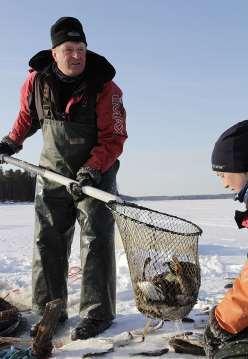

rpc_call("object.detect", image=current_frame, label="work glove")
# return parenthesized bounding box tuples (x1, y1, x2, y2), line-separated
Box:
(0, 136, 22, 164)
(68, 166, 101, 201)
(203, 307, 233, 358)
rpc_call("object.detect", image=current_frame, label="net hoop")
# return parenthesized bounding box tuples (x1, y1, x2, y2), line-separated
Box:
(108, 201, 202, 237)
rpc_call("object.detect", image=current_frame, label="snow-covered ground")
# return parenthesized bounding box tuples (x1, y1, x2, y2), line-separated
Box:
(0, 198, 247, 358)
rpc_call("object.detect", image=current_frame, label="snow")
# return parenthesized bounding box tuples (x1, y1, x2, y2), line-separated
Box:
(0, 198, 247, 358)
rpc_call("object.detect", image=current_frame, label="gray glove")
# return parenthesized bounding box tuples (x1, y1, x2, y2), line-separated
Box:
(68, 166, 101, 201)
(0, 136, 22, 163)
(204, 306, 242, 358)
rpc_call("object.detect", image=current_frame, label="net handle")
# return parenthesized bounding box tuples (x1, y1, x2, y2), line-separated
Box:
(1, 155, 124, 204)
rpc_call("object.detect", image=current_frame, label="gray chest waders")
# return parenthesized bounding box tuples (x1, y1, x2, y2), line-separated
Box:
(32, 119, 118, 321)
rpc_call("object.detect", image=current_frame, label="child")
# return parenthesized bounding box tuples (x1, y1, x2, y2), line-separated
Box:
(204, 120, 248, 358)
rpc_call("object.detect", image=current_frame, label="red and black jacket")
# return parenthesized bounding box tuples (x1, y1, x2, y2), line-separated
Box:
(8, 50, 127, 173)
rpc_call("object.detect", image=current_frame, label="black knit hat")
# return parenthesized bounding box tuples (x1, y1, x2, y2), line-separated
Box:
(51, 17, 87, 48)
(211, 120, 248, 173)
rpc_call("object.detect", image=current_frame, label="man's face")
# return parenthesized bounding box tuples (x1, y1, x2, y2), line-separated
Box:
(216, 172, 248, 192)
(52, 41, 86, 77)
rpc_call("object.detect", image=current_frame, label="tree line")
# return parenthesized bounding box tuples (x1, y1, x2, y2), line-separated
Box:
(0, 168, 36, 202)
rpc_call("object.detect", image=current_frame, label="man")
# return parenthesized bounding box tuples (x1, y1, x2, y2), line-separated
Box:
(0, 17, 127, 340)
(204, 120, 248, 358)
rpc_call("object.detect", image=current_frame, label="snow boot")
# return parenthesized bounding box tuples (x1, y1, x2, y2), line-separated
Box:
(71, 318, 112, 341)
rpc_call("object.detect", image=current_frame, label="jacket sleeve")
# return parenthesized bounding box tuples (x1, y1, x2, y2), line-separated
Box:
(215, 261, 248, 334)
(8, 70, 38, 145)
(84, 81, 127, 173)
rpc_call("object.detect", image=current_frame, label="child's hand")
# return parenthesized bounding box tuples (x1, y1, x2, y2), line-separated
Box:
(242, 218, 248, 228)
(234, 210, 248, 229)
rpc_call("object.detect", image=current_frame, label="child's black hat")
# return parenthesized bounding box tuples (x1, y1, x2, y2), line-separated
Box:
(211, 120, 248, 172)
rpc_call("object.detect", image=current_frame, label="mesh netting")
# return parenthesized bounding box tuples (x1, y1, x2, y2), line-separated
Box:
(108, 201, 202, 321)
(0, 297, 21, 336)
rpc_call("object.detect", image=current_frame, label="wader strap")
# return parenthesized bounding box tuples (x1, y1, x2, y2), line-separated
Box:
(42, 82, 52, 120)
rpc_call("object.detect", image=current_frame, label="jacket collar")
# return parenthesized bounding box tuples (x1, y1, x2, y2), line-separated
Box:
(29, 49, 116, 85)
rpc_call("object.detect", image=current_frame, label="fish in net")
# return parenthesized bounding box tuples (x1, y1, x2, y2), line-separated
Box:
(107, 201, 202, 322)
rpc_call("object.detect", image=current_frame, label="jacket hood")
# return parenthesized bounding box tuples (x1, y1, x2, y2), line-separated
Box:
(28, 49, 116, 85)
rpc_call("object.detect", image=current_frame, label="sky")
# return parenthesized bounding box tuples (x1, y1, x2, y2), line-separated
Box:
(1, 1, 248, 196)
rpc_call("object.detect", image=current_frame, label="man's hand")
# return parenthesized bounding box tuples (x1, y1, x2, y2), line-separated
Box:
(0, 136, 23, 164)
(76, 166, 101, 187)
(68, 166, 101, 201)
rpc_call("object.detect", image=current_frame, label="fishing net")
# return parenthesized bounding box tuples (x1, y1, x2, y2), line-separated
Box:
(0, 348, 33, 359)
(0, 298, 21, 336)
(108, 201, 202, 321)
